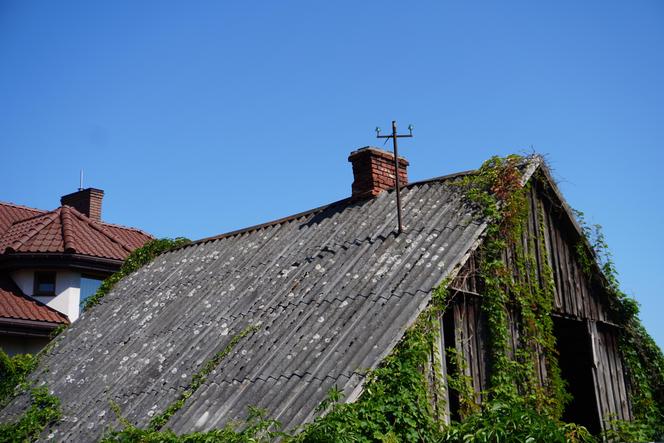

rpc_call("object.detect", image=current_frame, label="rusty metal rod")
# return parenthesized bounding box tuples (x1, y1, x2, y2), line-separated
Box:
(391, 121, 404, 234)
(377, 120, 413, 235)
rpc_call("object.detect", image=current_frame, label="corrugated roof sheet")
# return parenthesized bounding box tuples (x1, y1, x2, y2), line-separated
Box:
(0, 160, 541, 441)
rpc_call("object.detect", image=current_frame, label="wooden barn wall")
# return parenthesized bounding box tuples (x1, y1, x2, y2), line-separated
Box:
(440, 176, 631, 427)
(589, 322, 632, 422)
(512, 182, 613, 322)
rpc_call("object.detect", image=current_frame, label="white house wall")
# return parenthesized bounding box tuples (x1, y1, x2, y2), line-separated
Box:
(11, 269, 33, 296)
(10, 269, 81, 322)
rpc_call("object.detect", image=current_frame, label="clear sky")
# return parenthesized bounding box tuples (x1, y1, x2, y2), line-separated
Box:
(1, 1, 662, 347)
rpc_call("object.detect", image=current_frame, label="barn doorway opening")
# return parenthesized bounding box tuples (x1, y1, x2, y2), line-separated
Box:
(552, 316, 601, 434)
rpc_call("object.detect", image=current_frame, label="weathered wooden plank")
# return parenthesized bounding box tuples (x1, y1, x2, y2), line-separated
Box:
(541, 200, 562, 311)
(588, 321, 608, 431)
(473, 299, 487, 398)
(602, 325, 630, 421)
(555, 223, 573, 315)
(437, 315, 451, 424)
(599, 327, 618, 423)
(531, 192, 544, 291)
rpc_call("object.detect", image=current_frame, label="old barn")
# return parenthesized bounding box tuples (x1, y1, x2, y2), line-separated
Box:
(0, 148, 651, 441)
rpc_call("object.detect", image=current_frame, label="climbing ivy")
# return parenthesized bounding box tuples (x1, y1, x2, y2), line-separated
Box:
(431, 156, 582, 442)
(101, 325, 274, 442)
(147, 325, 261, 432)
(294, 285, 449, 442)
(0, 387, 61, 443)
(0, 351, 37, 407)
(294, 155, 585, 442)
(573, 211, 664, 440)
(0, 238, 191, 442)
(84, 237, 190, 309)
(3, 158, 663, 442)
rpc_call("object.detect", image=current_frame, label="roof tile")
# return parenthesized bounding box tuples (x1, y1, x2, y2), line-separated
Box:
(0, 274, 69, 324)
(0, 203, 152, 261)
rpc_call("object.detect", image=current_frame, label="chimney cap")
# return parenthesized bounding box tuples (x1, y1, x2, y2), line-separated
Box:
(348, 146, 409, 165)
(61, 187, 104, 199)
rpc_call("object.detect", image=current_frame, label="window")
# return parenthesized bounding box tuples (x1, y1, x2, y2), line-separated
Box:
(80, 276, 104, 311)
(34, 272, 56, 296)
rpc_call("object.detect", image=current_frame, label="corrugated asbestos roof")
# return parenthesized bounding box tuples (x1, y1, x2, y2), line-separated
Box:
(0, 160, 541, 442)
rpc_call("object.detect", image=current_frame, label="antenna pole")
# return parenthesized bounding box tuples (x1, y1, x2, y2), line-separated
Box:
(376, 120, 414, 235)
(391, 121, 403, 234)
(79, 169, 83, 191)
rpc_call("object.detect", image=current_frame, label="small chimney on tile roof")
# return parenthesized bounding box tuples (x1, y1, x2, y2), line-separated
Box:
(348, 147, 409, 199)
(60, 188, 104, 221)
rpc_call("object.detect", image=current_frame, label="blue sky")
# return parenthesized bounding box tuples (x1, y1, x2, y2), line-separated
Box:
(1, 1, 662, 347)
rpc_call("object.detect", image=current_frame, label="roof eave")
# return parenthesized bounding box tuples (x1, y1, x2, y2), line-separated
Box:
(0, 317, 67, 336)
(0, 252, 123, 275)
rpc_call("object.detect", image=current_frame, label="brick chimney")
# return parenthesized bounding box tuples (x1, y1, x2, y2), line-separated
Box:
(60, 188, 104, 221)
(348, 147, 409, 199)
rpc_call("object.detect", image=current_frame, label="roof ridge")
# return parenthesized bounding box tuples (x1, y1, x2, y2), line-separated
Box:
(180, 169, 477, 251)
(182, 198, 351, 250)
(6, 209, 61, 253)
(0, 201, 48, 214)
(66, 206, 133, 253)
(5, 208, 56, 226)
(60, 206, 77, 253)
(99, 220, 154, 239)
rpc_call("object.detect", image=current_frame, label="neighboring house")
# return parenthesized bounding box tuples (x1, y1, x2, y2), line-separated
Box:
(0, 188, 152, 355)
(0, 148, 641, 439)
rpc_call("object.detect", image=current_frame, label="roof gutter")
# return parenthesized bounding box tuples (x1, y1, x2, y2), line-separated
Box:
(0, 252, 123, 274)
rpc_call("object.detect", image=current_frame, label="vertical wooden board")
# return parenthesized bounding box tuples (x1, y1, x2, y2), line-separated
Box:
(465, 299, 478, 396)
(598, 328, 618, 422)
(563, 237, 580, 317)
(590, 284, 601, 322)
(546, 207, 563, 310)
(437, 315, 451, 424)
(602, 326, 631, 421)
(532, 193, 545, 290)
(541, 202, 562, 310)
(569, 257, 581, 317)
(579, 264, 590, 320)
(556, 224, 572, 315)
(588, 321, 610, 431)
(473, 298, 488, 397)
(455, 297, 476, 400)
(609, 332, 625, 420)
(538, 343, 548, 386)
(610, 332, 631, 420)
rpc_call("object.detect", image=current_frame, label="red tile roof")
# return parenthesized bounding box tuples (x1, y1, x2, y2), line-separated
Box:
(0, 202, 46, 234)
(0, 274, 69, 325)
(0, 202, 152, 261)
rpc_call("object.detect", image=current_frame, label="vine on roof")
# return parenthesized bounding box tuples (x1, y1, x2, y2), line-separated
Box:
(2, 158, 663, 442)
(83, 237, 190, 309)
(0, 237, 191, 442)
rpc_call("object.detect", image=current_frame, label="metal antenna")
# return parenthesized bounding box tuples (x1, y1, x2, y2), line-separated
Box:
(79, 169, 84, 191)
(376, 120, 414, 235)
